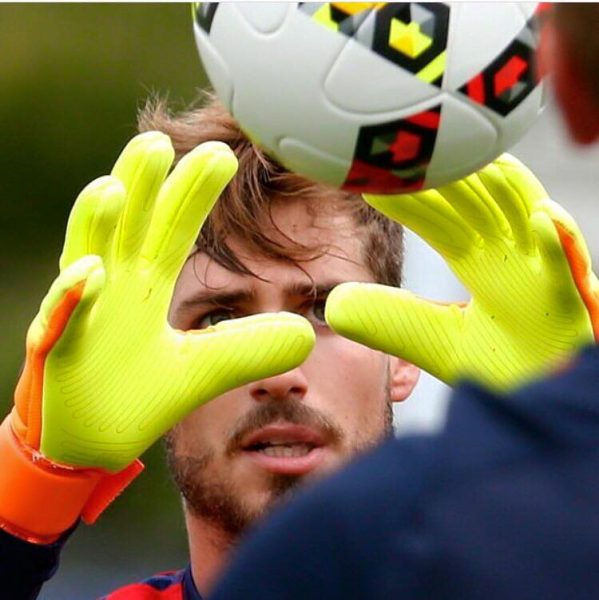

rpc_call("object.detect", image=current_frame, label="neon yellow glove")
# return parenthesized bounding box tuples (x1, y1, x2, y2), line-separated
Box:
(0, 133, 315, 542)
(326, 154, 599, 391)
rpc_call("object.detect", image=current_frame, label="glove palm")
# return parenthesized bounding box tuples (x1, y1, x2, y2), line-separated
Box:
(326, 155, 597, 391)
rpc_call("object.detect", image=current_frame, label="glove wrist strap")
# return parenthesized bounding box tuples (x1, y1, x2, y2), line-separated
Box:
(0, 417, 143, 545)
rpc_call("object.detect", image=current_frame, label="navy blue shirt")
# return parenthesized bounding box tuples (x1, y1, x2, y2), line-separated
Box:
(212, 346, 599, 600)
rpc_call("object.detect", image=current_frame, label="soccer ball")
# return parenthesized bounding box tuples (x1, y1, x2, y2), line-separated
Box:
(193, 2, 546, 194)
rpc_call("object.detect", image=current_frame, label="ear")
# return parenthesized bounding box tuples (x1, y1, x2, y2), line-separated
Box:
(388, 357, 420, 403)
(540, 21, 599, 144)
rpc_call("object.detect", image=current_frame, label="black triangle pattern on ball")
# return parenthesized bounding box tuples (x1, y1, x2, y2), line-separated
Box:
(457, 6, 544, 117)
(370, 3, 449, 88)
(342, 105, 442, 194)
(299, 3, 450, 90)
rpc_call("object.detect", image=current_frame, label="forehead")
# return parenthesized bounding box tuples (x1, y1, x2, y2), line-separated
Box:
(264, 196, 362, 251)
(181, 198, 374, 294)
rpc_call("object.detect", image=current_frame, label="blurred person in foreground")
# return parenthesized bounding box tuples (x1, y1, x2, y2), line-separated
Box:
(211, 5, 599, 600)
(0, 97, 421, 600)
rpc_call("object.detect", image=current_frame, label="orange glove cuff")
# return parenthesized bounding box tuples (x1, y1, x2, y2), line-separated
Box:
(0, 417, 143, 545)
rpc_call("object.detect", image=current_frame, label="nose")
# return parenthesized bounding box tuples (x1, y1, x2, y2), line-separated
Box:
(248, 367, 309, 402)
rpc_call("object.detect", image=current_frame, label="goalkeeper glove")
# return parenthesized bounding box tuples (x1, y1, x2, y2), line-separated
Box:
(0, 133, 314, 543)
(326, 154, 598, 391)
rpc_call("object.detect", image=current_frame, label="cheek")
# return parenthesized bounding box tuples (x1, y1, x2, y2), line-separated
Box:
(172, 390, 245, 454)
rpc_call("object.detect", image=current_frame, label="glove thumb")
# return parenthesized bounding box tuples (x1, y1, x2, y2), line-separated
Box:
(176, 312, 316, 412)
(325, 282, 464, 386)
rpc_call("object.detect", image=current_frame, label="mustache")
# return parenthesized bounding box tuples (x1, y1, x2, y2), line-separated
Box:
(225, 400, 343, 456)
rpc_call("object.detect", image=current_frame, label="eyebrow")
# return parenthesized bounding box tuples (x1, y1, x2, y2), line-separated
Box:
(175, 280, 345, 313)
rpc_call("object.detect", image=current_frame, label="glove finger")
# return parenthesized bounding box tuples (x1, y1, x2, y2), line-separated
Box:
(540, 199, 593, 274)
(140, 141, 238, 280)
(494, 153, 548, 205)
(476, 161, 534, 253)
(59, 177, 125, 271)
(364, 189, 478, 261)
(111, 132, 175, 262)
(479, 154, 549, 253)
(137, 312, 315, 431)
(18, 256, 105, 449)
(539, 200, 599, 339)
(325, 282, 463, 386)
(32, 255, 105, 349)
(529, 209, 590, 313)
(434, 170, 513, 242)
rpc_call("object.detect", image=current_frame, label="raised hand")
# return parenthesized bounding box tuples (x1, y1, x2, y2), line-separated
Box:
(326, 154, 598, 391)
(0, 133, 315, 541)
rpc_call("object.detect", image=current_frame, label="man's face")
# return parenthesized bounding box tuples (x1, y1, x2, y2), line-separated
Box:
(166, 198, 417, 536)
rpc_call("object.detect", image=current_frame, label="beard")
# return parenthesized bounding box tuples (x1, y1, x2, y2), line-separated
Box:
(165, 448, 302, 539)
(165, 397, 394, 539)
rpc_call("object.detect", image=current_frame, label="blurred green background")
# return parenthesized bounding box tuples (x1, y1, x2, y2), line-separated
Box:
(0, 4, 209, 597)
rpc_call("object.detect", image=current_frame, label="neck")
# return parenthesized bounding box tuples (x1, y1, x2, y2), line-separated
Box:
(185, 510, 237, 597)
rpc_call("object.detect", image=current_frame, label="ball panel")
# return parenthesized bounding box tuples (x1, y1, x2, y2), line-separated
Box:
(236, 2, 290, 34)
(278, 137, 349, 188)
(491, 83, 544, 151)
(426, 93, 497, 186)
(325, 28, 440, 114)
(206, 4, 355, 163)
(312, 2, 451, 114)
(444, 3, 525, 91)
(193, 23, 234, 110)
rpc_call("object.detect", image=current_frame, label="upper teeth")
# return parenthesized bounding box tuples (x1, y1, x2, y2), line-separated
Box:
(258, 443, 313, 458)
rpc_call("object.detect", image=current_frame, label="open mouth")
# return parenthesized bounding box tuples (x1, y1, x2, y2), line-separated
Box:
(246, 440, 317, 458)
(239, 423, 329, 475)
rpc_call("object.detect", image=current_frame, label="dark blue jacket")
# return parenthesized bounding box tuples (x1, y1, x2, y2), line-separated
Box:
(212, 345, 599, 600)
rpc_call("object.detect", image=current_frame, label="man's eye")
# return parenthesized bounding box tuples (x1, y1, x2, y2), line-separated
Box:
(196, 309, 235, 329)
(309, 298, 327, 325)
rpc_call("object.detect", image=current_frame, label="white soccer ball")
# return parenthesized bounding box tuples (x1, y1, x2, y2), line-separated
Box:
(193, 2, 546, 194)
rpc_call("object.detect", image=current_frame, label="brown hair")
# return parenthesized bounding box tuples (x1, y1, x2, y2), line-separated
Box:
(137, 93, 403, 287)
(553, 3, 599, 107)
